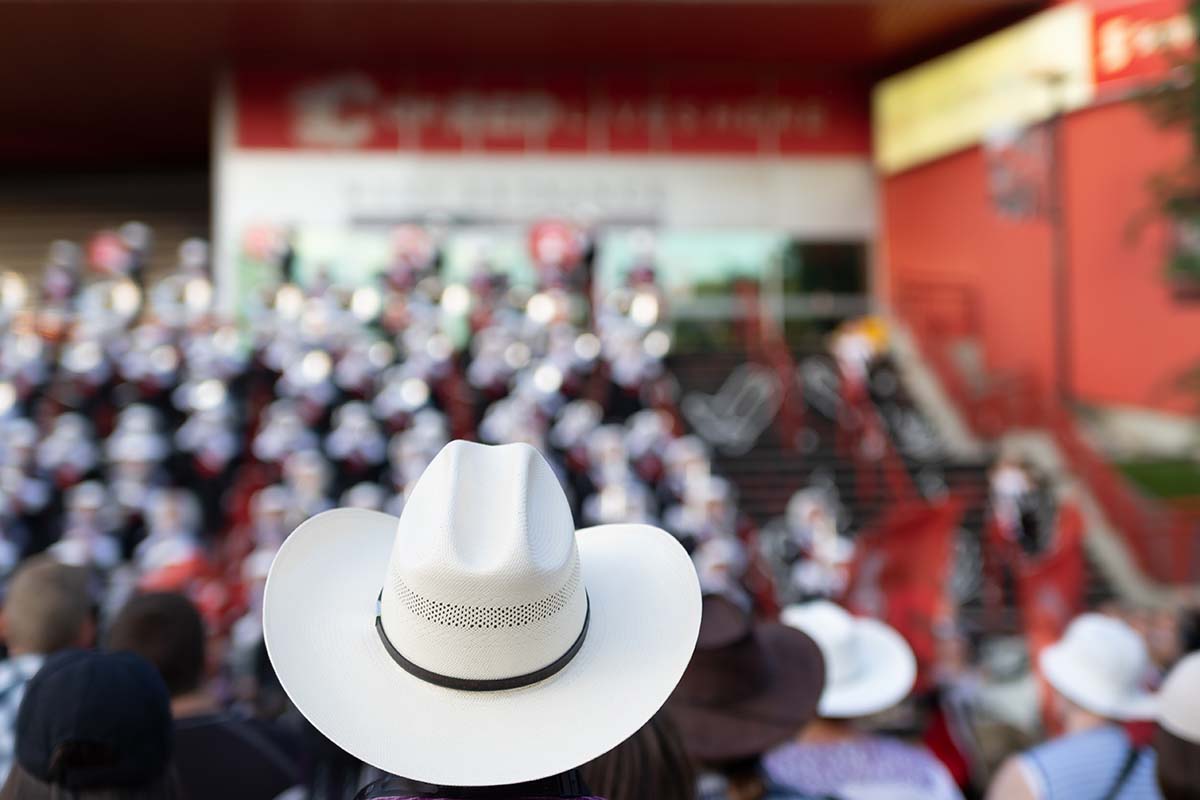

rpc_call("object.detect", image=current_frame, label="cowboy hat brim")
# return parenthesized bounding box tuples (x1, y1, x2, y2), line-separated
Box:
(263, 508, 701, 786)
(666, 623, 824, 762)
(817, 619, 916, 719)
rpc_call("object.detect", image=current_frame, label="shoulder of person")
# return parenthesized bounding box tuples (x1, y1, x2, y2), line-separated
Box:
(984, 754, 1038, 800)
(858, 734, 945, 765)
(764, 785, 838, 800)
(1025, 723, 1124, 761)
(0, 654, 42, 693)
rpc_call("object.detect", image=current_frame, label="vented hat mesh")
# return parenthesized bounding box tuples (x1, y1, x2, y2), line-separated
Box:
(391, 561, 582, 629)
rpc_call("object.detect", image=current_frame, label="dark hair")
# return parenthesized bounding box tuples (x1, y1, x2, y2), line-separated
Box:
(1155, 724, 1200, 800)
(106, 593, 205, 697)
(579, 712, 695, 800)
(0, 764, 181, 800)
(1179, 609, 1200, 655)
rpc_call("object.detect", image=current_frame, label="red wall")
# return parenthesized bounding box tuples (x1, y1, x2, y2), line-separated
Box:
(882, 100, 1200, 414)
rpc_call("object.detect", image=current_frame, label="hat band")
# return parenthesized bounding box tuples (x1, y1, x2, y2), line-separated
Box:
(375, 592, 590, 692)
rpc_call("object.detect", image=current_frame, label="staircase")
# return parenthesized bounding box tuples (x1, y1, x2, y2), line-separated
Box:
(668, 349, 990, 534)
(667, 348, 1116, 633)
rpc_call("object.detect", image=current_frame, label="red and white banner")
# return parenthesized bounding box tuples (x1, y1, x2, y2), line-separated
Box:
(215, 68, 878, 311)
(233, 70, 869, 156)
(1094, 0, 1195, 94)
(844, 496, 965, 688)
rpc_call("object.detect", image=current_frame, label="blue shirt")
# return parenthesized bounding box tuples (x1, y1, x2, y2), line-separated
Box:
(1019, 725, 1160, 800)
(0, 653, 44, 783)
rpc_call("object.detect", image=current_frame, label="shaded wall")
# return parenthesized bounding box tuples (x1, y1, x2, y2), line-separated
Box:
(882, 99, 1200, 414)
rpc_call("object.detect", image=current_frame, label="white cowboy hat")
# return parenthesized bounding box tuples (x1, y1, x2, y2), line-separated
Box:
(781, 601, 916, 718)
(1158, 652, 1200, 742)
(264, 440, 701, 786)
(1039, 613, 1156, 721)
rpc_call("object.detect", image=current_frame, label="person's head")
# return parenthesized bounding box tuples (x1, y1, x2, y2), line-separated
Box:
(1038, 612, 1155, 731)
(250, 485, 289, 538)
(1180, 608, 1200, 654)
(106, 592, 205, 699)
(1154, 652, 1200, 799)
(579, 712, 694, 800)
(0, 650, 177, 800)
(65, 482, 108, 529)
(144, 489, 198, 536)
(1154, 726, 1200, 800)
(263, 440, 702, 787)
(705, 757, 771, 800)
(2, 557, 92, 656)
(668, 595, 824, 777)
(781, 600, 915, 722)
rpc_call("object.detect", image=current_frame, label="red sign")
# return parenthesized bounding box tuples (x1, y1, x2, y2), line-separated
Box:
(1094, 0, 1195, 93)
(233, 70, 870, 156)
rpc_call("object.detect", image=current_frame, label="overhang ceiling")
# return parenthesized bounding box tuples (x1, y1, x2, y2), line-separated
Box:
(0, 1, 1041, 167)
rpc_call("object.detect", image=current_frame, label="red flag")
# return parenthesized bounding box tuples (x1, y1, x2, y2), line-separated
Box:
(982, 511, 1023, 630)
(1018, 501, 1086, 732)
(843, 496, 965, 688)
(1019, 502, 1085, 652)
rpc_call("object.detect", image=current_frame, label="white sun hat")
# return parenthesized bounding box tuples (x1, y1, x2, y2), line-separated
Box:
(264, 440, 701, 786)
(1158, 652, 1200, 742)
(781, 600, 916, 718)
(1038, 613, 1156, 721)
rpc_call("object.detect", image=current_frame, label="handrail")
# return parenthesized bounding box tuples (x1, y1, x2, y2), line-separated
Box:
(737, 280, 917, 510)
(735, 280, 805, 448)
(895, 275, 1200, 584)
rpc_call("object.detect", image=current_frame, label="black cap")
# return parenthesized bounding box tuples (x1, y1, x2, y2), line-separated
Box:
(16, 650, 173, 790)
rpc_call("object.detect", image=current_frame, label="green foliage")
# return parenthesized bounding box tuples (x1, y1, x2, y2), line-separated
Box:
(1117, 459, 1200, 499)
(1143, 1, 1200, 292)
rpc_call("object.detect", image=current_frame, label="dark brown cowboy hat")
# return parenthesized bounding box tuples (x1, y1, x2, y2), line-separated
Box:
(666, 593, 825, 763)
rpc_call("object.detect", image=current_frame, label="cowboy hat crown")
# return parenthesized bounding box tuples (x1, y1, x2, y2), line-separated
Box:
(381, 440, 588, 684)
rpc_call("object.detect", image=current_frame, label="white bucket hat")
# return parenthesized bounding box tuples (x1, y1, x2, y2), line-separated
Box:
(781, 601, 916, 718)
(1158, 652, 1200, 742)
(264, 440, 701, 786)
(1038, 613, 1156, 721)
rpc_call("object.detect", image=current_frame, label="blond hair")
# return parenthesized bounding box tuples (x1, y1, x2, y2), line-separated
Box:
(3, 558, 90, 654)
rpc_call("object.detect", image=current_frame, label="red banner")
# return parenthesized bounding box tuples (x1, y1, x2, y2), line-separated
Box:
(1094, 0, 1195, 94)
(233, 70, 870, 156)
(1018, 502, 1086, 657)
(1018, 501, 1086, 732)
(843, 496, 965, 687)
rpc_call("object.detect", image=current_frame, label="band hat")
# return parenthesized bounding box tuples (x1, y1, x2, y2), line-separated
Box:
(1158, 652, 1200, 742)
(1039, 613, 1156, 721)
(781, 601, 916, 719)
(264, 440, 701, 786)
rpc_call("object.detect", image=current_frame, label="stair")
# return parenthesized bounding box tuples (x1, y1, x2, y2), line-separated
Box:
(668, 348, 1112, 634)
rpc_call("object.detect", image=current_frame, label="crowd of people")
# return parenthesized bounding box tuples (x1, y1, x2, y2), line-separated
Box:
(0, 456, 1198, 800)
(0, 222, 1195, 799)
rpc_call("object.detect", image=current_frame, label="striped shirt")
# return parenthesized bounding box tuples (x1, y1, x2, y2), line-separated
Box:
(0, 654, 45, 783)
(698, 770, 828, 799)
(1019, 725, 1160, 800)
(763, 736, 963, 800)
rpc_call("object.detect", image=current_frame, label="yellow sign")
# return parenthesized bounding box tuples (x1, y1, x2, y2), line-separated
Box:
(874, 3, 1095, 175)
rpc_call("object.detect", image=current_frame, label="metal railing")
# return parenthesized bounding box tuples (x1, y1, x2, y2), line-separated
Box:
(735, 281, 917, 507)
(896, 275, 1200, 585)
